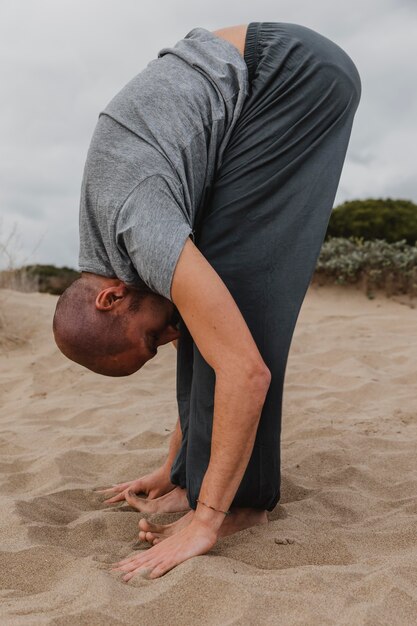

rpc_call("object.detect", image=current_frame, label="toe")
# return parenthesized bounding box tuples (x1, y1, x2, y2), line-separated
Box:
(126, 491, 149, 512)
(138, 518, 151, 531)
(141, 519, 163, 532)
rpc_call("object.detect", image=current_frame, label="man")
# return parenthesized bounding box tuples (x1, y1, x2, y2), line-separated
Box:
(53, 22, 361, 581)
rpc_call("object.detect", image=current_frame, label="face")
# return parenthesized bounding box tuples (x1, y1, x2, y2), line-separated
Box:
(93, 289, 181, 377)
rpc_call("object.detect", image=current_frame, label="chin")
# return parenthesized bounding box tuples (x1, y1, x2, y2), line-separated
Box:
(85, 361, 143, 377)
(60, 347, 146, 377)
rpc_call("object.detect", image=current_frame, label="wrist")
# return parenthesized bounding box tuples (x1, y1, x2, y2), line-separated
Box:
(194, 500, 229, 532)
(159, 461, 173, 480)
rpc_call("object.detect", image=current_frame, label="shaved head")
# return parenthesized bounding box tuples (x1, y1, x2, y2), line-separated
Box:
(53, 275, 149, 375)
(52, 272, 180, 377)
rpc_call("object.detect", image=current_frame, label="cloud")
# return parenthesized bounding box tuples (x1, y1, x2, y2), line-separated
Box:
(0, 0, 416, 269)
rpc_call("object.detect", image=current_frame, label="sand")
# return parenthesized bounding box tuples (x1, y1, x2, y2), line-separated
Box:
(0, 284, 416, 625)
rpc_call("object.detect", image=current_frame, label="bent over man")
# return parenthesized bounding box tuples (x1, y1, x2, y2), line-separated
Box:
(53, 22, 361, 580)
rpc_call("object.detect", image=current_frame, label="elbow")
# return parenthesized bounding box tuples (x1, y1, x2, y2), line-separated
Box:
(216, 358, 271, 399)
(248, 363, 272, 395)
(245, 365, 271, 423)
(263, 366, 272, 389)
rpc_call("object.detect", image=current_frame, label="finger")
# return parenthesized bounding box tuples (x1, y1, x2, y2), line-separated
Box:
(114, 554, 153, 573)
(148, 562, 173, 579)
(121, 556, 160, 578)
(112, 557, 137, 568)
(103, 493, 128, 504)
(114, 557, 149, 573)
(94, 484, 127, 494)
(123, 566, 154, 582)
(112, 547, 158, 571)
(112, 550, 150, 568)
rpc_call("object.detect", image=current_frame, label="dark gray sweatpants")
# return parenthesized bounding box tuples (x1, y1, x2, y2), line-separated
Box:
(170, 22, 361, 511)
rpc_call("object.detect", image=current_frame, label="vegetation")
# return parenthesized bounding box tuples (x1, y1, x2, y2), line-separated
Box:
(326, 198, 417, 245)
(1, 198, 417, 301)
(0, 265, 80, 295)
(315, 237, 417, 299)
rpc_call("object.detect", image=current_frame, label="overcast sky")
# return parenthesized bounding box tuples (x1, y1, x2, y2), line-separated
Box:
(1, 0, 416, 269)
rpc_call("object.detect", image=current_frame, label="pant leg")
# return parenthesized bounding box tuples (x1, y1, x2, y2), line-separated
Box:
(171, 22, 361, 511)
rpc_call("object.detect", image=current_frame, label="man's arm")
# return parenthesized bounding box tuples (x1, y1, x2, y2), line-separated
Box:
(97, 330, 181, 503)
(162, 415, 182, 475)
(171, 237, 271, 530)
(97, 415, 182, 503)
(111, 238, 271, 579)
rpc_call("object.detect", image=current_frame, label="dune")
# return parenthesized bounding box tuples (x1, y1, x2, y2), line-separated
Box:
(0, 284, 416, 625)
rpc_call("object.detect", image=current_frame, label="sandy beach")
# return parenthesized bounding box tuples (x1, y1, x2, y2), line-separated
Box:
(0, 284, 416, 625)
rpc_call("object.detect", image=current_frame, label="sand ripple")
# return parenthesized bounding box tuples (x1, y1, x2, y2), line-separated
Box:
(0, 286, 416, 625)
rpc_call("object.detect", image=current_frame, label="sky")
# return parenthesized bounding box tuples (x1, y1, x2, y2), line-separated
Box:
(1, 0, 416, 269)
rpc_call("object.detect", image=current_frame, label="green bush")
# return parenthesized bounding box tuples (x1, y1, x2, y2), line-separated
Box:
(315, 237, 417, 298)
(0, 265, 80, 295)
(326, 198, 417, 245)
(23, 265, 80, 295)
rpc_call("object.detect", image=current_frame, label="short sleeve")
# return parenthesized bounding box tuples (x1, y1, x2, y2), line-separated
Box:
(116, 176, 193, 301)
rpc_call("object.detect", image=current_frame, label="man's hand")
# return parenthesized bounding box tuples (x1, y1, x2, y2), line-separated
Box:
(96, 417, 183, 505)
(95, 466, 175, 504)
(111, 238, 270, 581)
(171, 237, 271, 527)
(112, 517, 217, 580)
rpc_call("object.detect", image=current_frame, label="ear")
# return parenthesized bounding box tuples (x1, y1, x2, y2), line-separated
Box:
(95, 284, 128, 311)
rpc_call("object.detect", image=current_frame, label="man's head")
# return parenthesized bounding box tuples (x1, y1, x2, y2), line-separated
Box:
(53, 272, 180, 376)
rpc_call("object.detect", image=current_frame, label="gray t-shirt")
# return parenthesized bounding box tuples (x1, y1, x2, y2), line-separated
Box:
(78, 27, 249, 301)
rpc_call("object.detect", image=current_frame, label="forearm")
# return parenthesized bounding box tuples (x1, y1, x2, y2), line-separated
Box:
(195, 366, 270, 529)
(161, 339, 181, 474)
(161, 416, 182, 475)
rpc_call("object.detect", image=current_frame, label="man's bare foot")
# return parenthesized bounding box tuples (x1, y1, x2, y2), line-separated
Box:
(125, 485, 190, 514)
(139, 507, 268, 544)
(218, 508, 268, 537)
(138, 510, 194, 543)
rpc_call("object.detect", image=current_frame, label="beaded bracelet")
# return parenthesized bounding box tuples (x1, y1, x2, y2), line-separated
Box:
(196, 498, 231, 516)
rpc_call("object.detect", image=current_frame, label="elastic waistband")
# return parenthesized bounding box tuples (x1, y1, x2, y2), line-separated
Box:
(244, 22, 261, 84)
